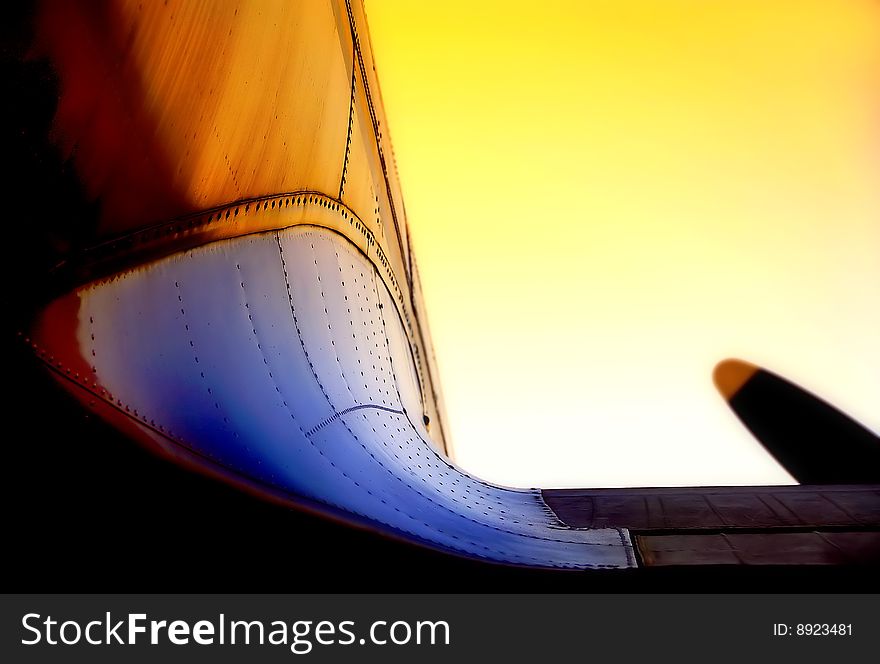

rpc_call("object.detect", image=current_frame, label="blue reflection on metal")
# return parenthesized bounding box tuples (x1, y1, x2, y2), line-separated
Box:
(75, 226, 634, 568)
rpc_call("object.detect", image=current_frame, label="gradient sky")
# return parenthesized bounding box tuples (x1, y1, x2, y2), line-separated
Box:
(365, 0, 880, 488)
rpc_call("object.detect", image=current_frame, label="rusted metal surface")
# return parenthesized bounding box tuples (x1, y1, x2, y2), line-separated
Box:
(636, 532, 880, 566)
(544, 485, 880, 565)
(542, 485, 880, 530)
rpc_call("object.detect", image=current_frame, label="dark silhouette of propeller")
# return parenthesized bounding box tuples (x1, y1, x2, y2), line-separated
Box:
(713, 359, 880, 484)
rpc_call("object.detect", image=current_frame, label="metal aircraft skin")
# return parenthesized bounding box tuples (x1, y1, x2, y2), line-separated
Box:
(10, 0, 879, 569)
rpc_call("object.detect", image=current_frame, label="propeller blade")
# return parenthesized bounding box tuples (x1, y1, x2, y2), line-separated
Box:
(713, 359, 880, 484)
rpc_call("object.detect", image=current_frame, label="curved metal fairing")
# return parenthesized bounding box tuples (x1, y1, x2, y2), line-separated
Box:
(31, 225, 634, 568)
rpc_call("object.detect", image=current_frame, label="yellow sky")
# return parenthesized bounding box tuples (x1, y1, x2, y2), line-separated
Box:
(365, 0, 880, 487)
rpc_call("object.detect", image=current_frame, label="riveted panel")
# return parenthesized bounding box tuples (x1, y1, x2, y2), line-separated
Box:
(30, 227, 634, 569)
